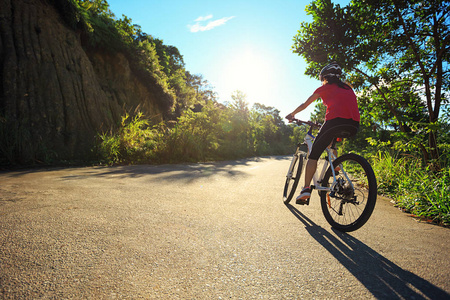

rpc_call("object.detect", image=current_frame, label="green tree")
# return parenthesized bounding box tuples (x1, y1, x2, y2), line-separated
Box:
(310, 102, 326, 124)
(250, 103, 285, 155)
(221, 91, 251, 157)
(293, 0, 449, 166)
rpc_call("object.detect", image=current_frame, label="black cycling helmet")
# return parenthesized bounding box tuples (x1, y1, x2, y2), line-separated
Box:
(319, 62, 342, 81)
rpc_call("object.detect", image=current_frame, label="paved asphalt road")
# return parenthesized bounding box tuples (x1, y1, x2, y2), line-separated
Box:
(1, 156, 449, 299)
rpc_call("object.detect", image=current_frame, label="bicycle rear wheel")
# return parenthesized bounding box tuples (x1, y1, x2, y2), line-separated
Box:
(283, 154, 303, 204)
(320, 153, 377, 232)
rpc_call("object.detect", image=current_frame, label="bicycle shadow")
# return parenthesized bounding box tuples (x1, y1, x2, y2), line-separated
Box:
(286, 204, 450, 299)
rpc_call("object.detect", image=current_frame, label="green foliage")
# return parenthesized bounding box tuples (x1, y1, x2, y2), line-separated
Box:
(163, 102, 222, 162)
(310, 101, 326, 124)
(97, 113, 164, 164)
(292, 0, 450, 166)
(54, 0, 213, 115)
(370, 151, 450, 226)
(96, 92, 293, 165)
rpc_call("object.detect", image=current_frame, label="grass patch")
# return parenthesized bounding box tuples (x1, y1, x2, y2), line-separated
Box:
(97, 113, 164, 165)
(371, 151, 450, 226)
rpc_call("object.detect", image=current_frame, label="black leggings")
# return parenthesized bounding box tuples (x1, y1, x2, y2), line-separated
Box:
(309, 118, 359, 160)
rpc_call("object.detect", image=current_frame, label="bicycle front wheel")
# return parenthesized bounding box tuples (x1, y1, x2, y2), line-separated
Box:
(283, 154, 303, 204)
(320, 153, 377, 232)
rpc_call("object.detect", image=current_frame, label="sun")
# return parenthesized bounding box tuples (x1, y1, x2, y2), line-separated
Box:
(221, 48, 275, 105)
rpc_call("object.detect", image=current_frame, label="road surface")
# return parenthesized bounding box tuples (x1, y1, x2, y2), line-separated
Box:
(1, 156, 449, 299)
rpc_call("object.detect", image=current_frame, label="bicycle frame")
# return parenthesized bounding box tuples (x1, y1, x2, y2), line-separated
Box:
(284, 118, 377, 232)
(292, 121, 355, 194)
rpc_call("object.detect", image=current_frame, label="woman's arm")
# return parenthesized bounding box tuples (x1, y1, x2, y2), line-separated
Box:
(286, 93, 320, 120)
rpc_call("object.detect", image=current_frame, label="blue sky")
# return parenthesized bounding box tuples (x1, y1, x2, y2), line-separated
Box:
(107, 0, 350, 121)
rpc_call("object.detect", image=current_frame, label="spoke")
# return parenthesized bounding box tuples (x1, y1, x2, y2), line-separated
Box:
(328, 176, 369, 225)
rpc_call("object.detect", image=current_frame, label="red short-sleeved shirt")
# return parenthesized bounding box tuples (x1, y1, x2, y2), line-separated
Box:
(314, 84, 360, 122)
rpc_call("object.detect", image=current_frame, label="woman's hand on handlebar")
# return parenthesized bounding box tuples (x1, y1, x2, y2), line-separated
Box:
(285, 114, 295, 122)
(286, 117, 322, 128)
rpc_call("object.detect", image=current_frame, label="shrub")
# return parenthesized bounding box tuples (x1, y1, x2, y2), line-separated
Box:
(371, 151, 450, 226)
(98, 113, 163, 164)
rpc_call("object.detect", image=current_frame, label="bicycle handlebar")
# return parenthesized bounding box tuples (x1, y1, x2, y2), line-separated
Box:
(286, 117, 321, 128)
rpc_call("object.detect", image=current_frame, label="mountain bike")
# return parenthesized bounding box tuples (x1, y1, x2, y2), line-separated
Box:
(283, 118, 377, 232)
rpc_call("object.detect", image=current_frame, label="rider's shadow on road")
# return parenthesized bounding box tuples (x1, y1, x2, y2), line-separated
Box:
(286, 204, 449, 299)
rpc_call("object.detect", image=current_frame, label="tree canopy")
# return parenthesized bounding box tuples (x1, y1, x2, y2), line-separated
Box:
(56, 0, 216, 117)
(293, 0, 449, 166)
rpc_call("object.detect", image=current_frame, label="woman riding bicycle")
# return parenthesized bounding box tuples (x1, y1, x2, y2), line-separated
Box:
(286, 62, 360, 204)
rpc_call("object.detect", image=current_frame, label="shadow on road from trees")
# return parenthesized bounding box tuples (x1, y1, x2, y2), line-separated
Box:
(58, 156, 290, 182)
(2, 156, 291, 181)
(286, 204, 450, 299)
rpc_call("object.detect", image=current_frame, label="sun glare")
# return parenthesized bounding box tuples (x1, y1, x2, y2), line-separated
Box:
(221, 48, 275, 105)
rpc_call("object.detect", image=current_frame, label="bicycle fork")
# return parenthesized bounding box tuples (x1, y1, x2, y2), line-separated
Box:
(286, 151, 300, 179)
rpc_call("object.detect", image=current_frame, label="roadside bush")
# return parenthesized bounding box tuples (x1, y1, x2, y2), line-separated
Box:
(98, 113, 163, 164)
(371, 151, 450, 226)
(96, 96, 294, 165)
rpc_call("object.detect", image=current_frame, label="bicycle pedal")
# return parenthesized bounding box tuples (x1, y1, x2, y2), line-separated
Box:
(296, 198, 310, 205)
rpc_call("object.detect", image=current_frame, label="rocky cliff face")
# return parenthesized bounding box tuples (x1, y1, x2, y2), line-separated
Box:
(0, 0, 168, 164)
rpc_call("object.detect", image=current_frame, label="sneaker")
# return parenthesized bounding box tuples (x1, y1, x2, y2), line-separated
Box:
(296, 187, 312, 205)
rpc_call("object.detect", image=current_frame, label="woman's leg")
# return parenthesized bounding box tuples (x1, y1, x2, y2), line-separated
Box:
(304, 158, 318, 188)
(296, 158, 318, 203)
(297, 119, 359, 204)
(297, 120, 337, 203)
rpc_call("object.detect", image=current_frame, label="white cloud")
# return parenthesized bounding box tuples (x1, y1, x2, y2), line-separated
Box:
(188, 15, 235, 33)
(195, 15, 213, 22)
